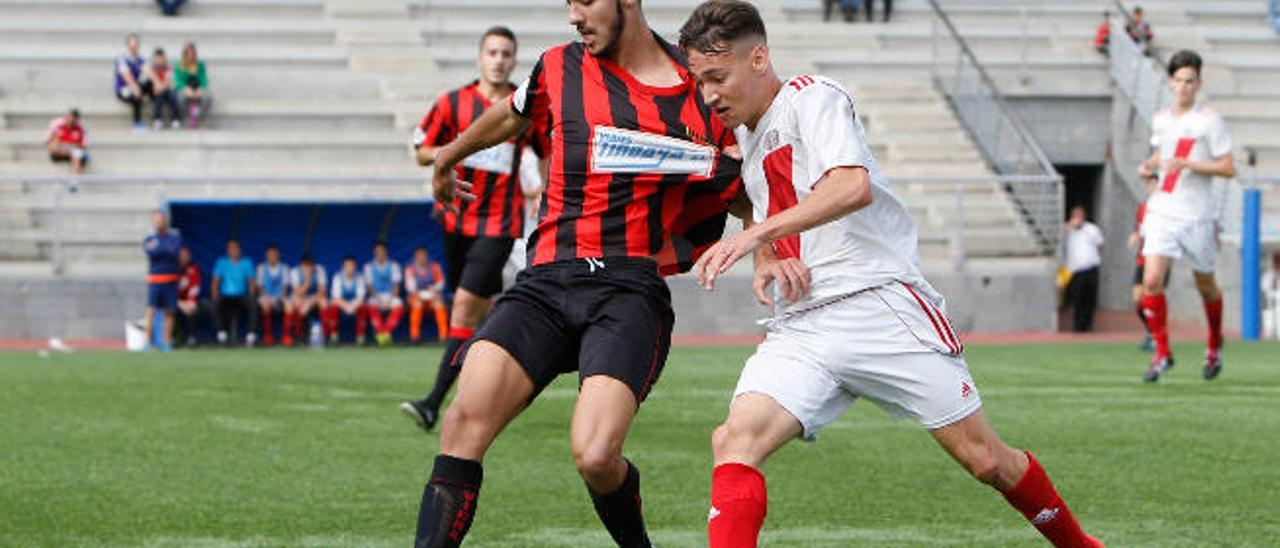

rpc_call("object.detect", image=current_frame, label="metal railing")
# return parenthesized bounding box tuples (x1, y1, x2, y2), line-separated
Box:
(927, 0, 1064, 255)
(0, 174, 427, 275)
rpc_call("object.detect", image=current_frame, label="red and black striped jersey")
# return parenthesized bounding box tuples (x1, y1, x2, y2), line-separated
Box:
(414, 80, 548, 238)
(510, 34, 741, 275)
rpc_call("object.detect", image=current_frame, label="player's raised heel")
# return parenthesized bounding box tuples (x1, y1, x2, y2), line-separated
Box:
(400, 400, 438, 432)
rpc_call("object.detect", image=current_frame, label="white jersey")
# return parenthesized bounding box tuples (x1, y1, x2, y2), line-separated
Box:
(735, 75, 932, 316)
(1147, 104, 1232, 221)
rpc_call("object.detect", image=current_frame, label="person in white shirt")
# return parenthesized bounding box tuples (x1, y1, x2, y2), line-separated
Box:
(1135, 49, 1236, 382)
(679, 3, 1102, 547)
(1063, 206, 1105, 332)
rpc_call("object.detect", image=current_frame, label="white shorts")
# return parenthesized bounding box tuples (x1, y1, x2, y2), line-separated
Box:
(1141, 212, 1218, 273)
(733, 282, 982, 440)
(370, 293, 404, 309)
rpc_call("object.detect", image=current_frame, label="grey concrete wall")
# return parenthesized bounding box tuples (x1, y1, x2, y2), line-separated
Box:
(2, 267, 1058, 341)
(0, 278, 146, 339)
(1006, 95, 1111, 166)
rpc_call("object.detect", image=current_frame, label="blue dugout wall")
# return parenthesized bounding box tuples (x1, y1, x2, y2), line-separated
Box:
(168, 200, 446, 297)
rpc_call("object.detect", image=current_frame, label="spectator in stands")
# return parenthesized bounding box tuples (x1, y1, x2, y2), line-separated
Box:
(256, 244, 293, 346)
(364, 241, 404, 347)
(1063, 206, 1105, 332)
(865, 0, 892, 22)
(175, 43, 211, 129)
(155, 0, 186, 16)
(143, 210, 181, 351)
(405, 246, 447, 344)
(45, 109, 88, 175)
(1094, 10, 1111, 56)
(822, 0, 859, 22)
(144, 48, 181, 130)
(289, 254, 328, 344)
(326, 256, 368, 345)
(174, 245, 204, 347)
(115, 34, 149, 131)
(1126, 6, 1154, 56)
(212, 238, 258, 346)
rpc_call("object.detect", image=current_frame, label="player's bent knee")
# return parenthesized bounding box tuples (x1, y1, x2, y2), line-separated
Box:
(572, 442, 620, 479)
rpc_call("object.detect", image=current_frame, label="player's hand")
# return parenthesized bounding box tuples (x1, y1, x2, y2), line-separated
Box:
(1137, 163, 1154, 180)
(1127, 232, 1140, 250)
(753, 254, 811, 307)
(695, 229, 764, 291)
(1162, 157, 1187, 173)
(431, 158, 476, 214)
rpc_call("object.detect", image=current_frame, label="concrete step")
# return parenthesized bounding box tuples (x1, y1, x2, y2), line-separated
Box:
(2, 98, 397, 132)
(0, 0, 326, 19)
(0, 65, 384, 99)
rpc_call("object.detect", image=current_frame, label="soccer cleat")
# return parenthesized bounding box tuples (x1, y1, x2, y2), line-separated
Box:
(1143, 355, 1174, 383)
(1203, 350, 1223, 380)
(245, 332, 258, 348)
(399, 400, 438, 432)
(376, 332, 392, 347)
(281, 335, 294, 347)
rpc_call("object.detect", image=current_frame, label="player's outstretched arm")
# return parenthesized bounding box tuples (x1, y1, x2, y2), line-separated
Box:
(432, 101, 530, 208)
(1167, 153, 1236, 179)
(695, 166, 871, 289)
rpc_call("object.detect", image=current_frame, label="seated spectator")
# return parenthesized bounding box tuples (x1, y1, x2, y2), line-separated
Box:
(155, 0, 186, 16)
(212, 238, 257, 346)
(256, 244, 293, 346)
(1094, 10, 1111, 56)
(289, 254, 329, 343)
(143, 210, 181, 351)
(115, 34, 149, 131)
(1126, 6, 1154, 56)
(45, 109, 88, 174)
(174, 246, 205, 347)
(326, 256, 368, 345)
(175, 43, 212, 129)
(364, 241, 405, 347)
(405, 246, 447, 344)
(144, 48, 181, 130)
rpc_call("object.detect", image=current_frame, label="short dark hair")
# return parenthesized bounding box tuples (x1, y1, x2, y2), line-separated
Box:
(265, 243, 279, 252)
(1167, 49, 1202, 77)
(342, 255, 356, 264)
(480, 26, 517, 51)
(679, 0, 767, 55)
(413, 245, 428, 254)
(226, 237, 240, 246)
(300, 253, 313, 264)
(68, 108, 80, 118)
(154, 47, 165, 56)
(373, 240, 388, 250)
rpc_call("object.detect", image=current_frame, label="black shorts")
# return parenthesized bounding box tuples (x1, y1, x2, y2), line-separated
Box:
(1132, 261, 1173, 287)
(464, 257, 674, 403)
(443, 232, 515, 298)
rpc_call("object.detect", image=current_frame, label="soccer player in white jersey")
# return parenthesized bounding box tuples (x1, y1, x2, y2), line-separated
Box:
(679, 3, 1102, 547)
(1135, 49, 1236, 382)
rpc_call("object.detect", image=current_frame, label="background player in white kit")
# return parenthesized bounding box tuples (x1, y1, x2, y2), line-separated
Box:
(1135, 49, 1235, 383)
(679, 2, 1101, 547)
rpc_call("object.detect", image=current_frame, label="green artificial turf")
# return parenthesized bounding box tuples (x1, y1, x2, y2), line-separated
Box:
(1, 341, 1277, 547)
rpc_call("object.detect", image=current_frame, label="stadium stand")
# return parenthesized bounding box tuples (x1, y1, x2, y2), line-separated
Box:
(2, 0, 1274, 339)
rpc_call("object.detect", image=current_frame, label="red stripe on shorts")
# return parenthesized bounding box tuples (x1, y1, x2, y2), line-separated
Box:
(902, 282, 959, 355)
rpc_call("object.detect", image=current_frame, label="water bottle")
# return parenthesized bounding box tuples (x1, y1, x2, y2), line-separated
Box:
(309, 320, 324, 350)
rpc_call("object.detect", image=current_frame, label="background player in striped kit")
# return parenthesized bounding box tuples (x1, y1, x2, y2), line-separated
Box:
(680, 2, 1101, 546)
(409, 0, 741, 545)
(401, 26, 547, 430)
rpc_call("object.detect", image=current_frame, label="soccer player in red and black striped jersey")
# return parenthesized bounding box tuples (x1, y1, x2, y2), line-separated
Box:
(401, 26, 548, 430)
(411, 1, 741, 546)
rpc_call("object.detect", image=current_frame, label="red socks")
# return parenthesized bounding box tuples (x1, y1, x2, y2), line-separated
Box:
(1203, 297, 1223, 351)
(1142, 294, 1170, 357)
(708, 463, 767, 548)
(1001, 452, 1100, 548)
